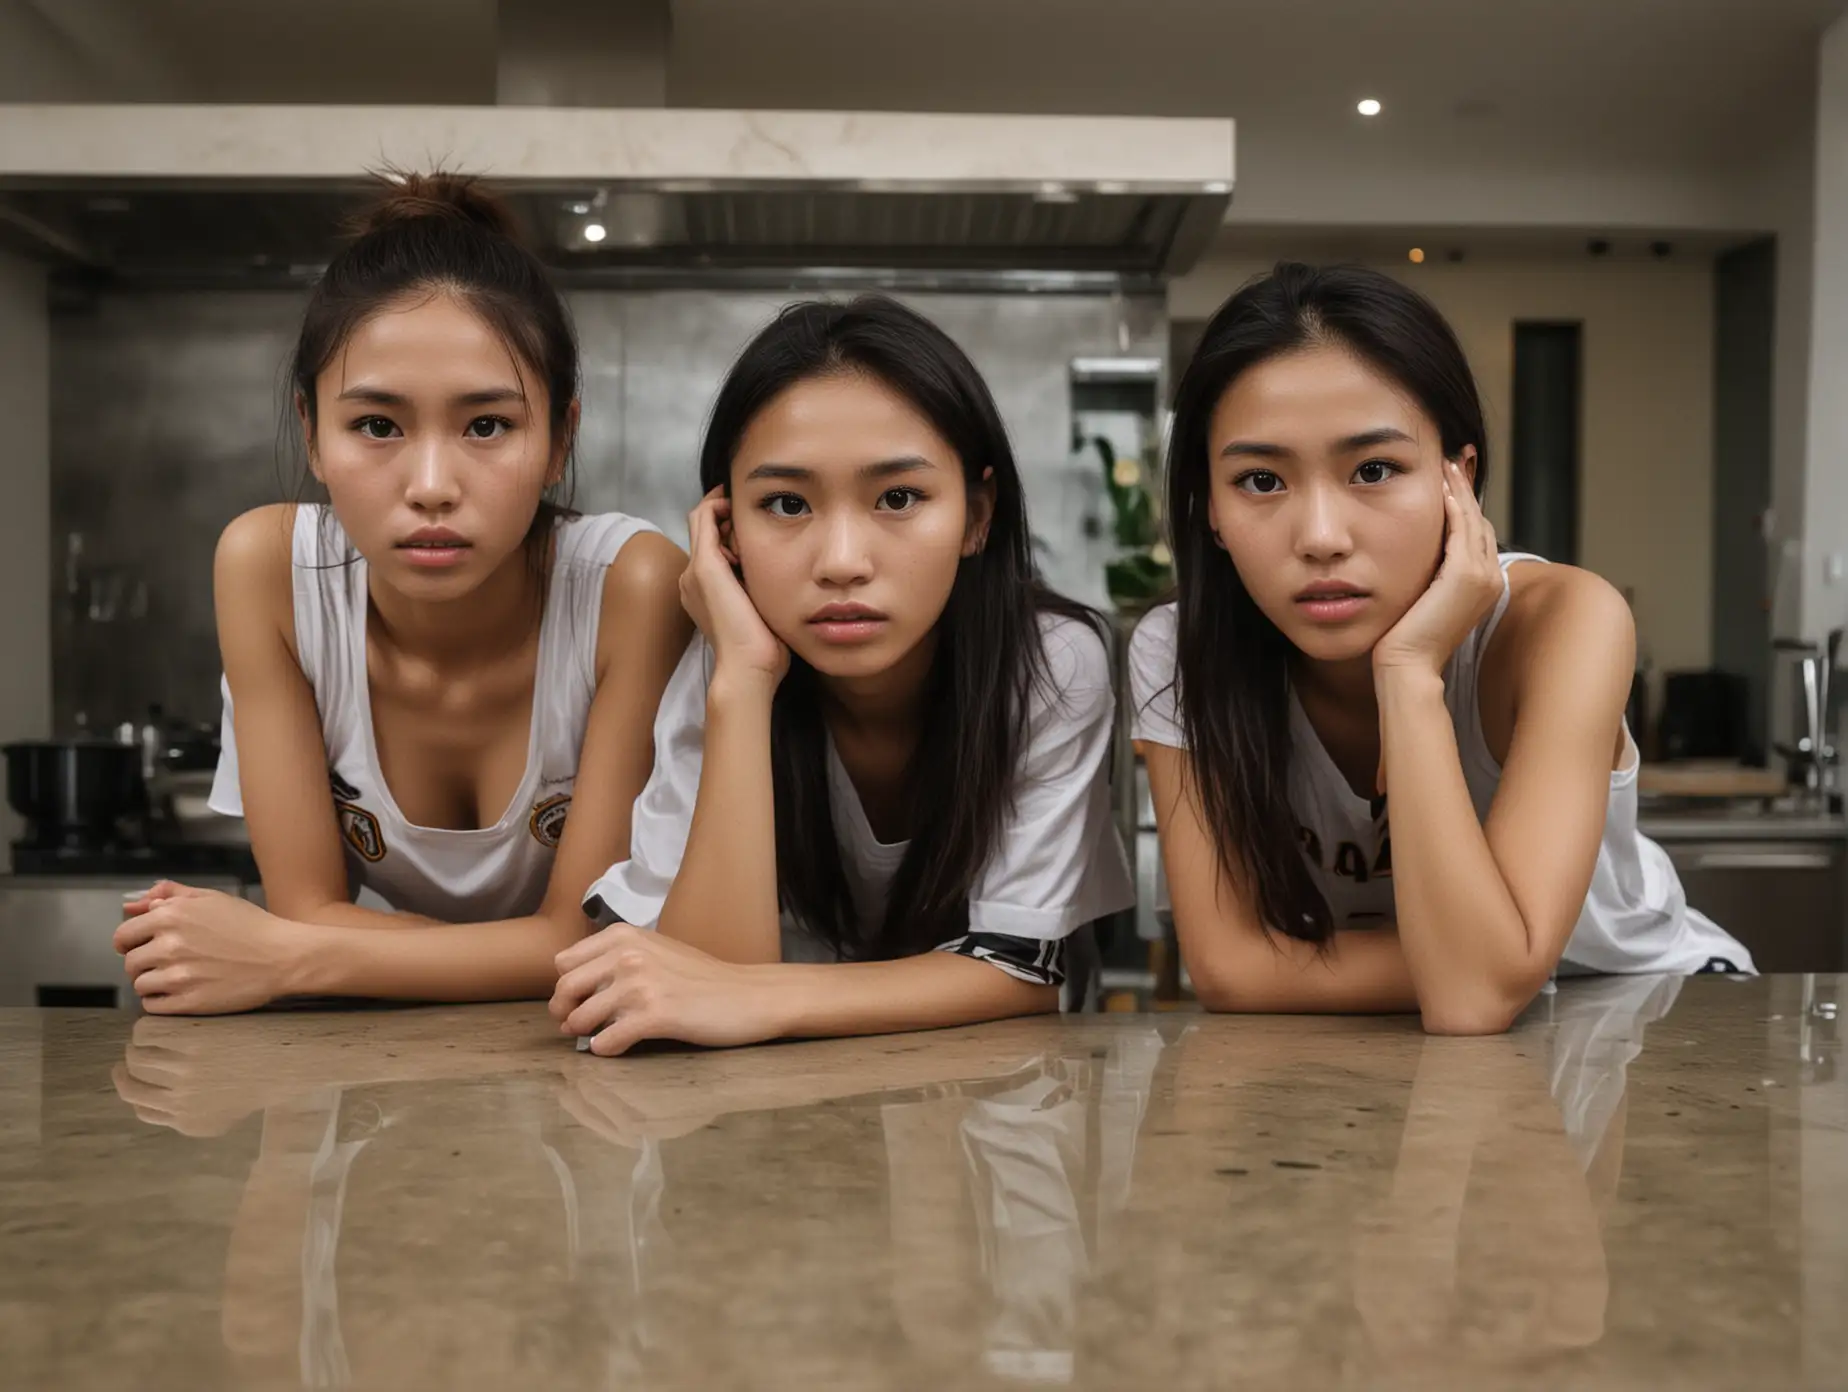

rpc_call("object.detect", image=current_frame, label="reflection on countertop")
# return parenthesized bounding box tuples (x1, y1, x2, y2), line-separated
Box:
(0, 975, 1841, 1390)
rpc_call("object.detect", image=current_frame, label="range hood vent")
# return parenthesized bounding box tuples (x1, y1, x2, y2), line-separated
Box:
(0, 105, 1234, 284)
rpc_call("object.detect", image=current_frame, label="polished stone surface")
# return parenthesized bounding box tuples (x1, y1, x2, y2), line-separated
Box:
(0, 975, 1842, 1390)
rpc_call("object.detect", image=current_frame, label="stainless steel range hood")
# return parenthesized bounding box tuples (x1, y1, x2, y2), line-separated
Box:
(0, 105, 1235, 285)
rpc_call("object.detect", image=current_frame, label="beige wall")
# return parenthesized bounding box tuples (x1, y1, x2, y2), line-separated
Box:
(1169, 254, 1716, 681)
(0, 251, 51, 851)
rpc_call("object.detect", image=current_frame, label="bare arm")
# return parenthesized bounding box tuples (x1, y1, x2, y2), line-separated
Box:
(647, 490, 788, 963)
(1143, 740, 1421, 1015)
(553, 923, 1054, 1056)
(124, 511, 689, 1010)
(649, 670, 784, 962)
(1381, 566, 1633, 1034)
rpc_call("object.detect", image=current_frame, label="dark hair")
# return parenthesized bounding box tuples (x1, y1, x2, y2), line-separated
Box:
(699, 296, 1092, 962)
(288, 171, 578, 562)
(1164, 262, 1489, 945)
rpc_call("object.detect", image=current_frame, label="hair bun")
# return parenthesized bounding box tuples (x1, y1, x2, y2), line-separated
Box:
(349, 169, 524, 244)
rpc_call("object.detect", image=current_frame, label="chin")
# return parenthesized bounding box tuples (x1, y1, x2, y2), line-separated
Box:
(1259, 608, 1389, 665)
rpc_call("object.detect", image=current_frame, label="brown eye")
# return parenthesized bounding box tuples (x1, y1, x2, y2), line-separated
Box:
(1235, 469, 1284, 495)
(876, 486, 924, 512)
(353, 416, 399, 440)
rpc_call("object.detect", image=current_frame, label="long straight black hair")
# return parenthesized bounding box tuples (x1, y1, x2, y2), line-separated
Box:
(1164, 263, 1490, 945)
(699, 296, 1092, 962)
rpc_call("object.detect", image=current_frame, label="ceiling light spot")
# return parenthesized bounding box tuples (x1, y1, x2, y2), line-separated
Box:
(1357, 98, 1382, 117)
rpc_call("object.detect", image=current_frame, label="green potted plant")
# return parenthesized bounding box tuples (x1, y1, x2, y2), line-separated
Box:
(1084, 432, 1172, 612)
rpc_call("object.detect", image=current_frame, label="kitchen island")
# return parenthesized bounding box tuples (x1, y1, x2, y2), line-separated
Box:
(0, 975, 1841, 1390)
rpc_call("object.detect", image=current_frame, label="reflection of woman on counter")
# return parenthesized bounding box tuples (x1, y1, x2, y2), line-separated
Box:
(1132, 263, 1752, 1034)
(1348, 972, 1686, 1382)
(112, 172, 691, 1015)
(551, 298, 1133, 1054)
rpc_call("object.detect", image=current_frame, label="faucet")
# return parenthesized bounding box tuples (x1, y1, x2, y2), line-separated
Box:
(1774, 628, 1841, 809)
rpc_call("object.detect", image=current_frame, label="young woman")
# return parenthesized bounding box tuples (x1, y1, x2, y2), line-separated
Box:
(113, 173, 691, 1014)
(549, 296, 1134, 1055)
(1131, 263, 1751, 1036)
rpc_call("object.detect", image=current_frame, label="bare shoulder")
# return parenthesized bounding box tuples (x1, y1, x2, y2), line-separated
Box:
(595, 531, 692, 680)
(1485, 561, 1635, 739)
(214, 503, 298, 581)
(599, 530, 688, 612)
(1500, 561, 1633, 653)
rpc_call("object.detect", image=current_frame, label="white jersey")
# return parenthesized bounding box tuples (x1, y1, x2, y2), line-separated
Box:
(209, 504, 661, 923)
(1128, 554, 1754, 976)
(583, 612, 1136, 980)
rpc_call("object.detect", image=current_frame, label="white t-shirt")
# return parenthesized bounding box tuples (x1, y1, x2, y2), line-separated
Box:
(1127, 554, 1754, 976)
(583, 612, 1136, 982)
(209, 504, 661, 923)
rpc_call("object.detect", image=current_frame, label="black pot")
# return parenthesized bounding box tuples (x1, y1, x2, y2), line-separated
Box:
(3, 740, 146, 849)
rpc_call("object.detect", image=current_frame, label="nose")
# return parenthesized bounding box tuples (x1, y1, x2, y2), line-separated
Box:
(812, 508, 875, 587)
(404, 433, 462, 513)
(1294, 477, 1354, 563)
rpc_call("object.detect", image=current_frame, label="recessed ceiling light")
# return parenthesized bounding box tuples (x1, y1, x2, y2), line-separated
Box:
(1357, 98, 1382, 117)
(1408, 247, 1425, 264)
(583, 222, 607, 244)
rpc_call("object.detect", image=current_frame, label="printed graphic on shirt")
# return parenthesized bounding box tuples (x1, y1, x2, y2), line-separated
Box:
(336, 802, 386, 862)
(329, 769, 362, 803)
(1298, 825, 1392, 884)
(529, 793, 571, 849)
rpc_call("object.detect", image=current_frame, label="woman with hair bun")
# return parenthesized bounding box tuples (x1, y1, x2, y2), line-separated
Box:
(114, 172, 692, 1014)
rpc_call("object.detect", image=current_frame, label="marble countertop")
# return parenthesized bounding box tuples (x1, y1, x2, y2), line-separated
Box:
(0, 975, 1842, 1390)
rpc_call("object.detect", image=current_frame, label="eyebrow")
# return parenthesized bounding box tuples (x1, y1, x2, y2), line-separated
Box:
(1219, 426, 1417, 460)
(742, 455, 937, 483)
(335, 386, 525, 407)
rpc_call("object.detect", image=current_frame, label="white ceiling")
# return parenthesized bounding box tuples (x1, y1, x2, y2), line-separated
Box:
(6, 0, 1842, 232)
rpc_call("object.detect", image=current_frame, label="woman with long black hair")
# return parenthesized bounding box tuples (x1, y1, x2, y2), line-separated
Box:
(552, 296, 1134, 1054)
(1131, 263, 1750, 1036)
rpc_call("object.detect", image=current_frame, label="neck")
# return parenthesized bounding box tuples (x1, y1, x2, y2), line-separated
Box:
(367, 542, 544, 668)
(819, 629, 940, 738)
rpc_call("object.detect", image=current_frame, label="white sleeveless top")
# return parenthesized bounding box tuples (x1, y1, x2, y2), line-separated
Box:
(209, 504, 661, 922)
(1128, 553, 1755, 976)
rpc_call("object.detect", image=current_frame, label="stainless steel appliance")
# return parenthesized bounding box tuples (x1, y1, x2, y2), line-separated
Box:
(0, 873, 248, 1009)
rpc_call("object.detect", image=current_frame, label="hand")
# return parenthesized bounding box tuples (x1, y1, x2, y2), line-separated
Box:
(554, 1068, 720, 1146)
(1372, 460, 1503, 679)
(680, 486, 789, 688)
(550, 924, 788, 1056)
(113, 891, 307, 1015)
(120, 878, 217, 918)
(110, 1016, 282, 1135)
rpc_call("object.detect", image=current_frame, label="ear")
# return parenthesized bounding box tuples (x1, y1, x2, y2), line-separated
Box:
(962, 467, 998, 557)
(1454, 444, 1480, 495)
(296, 394, 323, 484)
(548, 399, 580, 489)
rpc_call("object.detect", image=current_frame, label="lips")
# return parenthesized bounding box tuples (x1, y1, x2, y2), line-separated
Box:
(1293, 581, 1371, 624)
(395, 527, 472, 569)
(807, 603, 889, 644)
